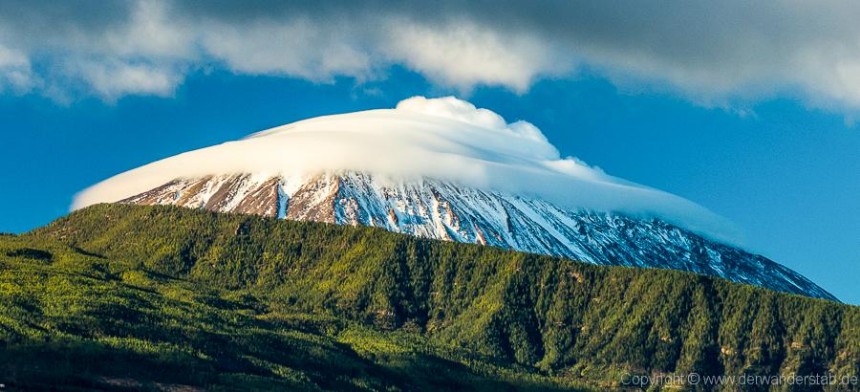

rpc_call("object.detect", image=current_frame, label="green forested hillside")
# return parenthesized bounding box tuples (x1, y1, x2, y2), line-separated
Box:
(1, 204, 858, 391)
(0, 229, 575, 391)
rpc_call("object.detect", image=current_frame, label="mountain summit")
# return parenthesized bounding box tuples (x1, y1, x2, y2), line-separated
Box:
(73, 97, 835, 300)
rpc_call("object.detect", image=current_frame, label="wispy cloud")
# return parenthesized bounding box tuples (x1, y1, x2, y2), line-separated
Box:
(0, 45, 35, 93)
(2, 0, 860, 111)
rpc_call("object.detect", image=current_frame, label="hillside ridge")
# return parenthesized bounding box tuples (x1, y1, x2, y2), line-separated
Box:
(14, 203, 856, 390)
(115, 172, 835, 301)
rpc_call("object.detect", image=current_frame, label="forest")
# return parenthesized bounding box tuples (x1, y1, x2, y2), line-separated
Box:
(0, 203, 856, 391)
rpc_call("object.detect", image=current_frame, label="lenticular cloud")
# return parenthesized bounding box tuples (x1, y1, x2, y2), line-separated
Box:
(73, 96, 738, 243)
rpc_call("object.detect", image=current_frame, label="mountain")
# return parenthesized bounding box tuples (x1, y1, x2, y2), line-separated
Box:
(72, 96, 835, 300)
(1, 207, 577, 391)
(3, 204, 857, 390)
(119, 170, 834, 301)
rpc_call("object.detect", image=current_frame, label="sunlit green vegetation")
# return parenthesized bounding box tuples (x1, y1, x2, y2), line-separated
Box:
(0, 204, 856, 390)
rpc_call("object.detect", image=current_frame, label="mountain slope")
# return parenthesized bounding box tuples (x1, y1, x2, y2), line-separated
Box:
(71, 97, 834, 300)
(119, 171, 835, 300)
(15, 204, 858, 390)
(0, 230, 575, 391)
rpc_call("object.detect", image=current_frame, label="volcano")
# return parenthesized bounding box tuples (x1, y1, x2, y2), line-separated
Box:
(73, 96, 836, 300)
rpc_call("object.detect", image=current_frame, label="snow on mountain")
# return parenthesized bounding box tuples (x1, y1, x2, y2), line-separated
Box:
(73, 96, 736, 243)
(72, 97, 836, 300)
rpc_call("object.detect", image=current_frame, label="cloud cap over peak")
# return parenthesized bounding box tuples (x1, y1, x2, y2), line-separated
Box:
(73, 96, 739, 244)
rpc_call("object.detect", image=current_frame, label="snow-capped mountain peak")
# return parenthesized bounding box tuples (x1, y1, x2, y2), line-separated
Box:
(73, 96, 735, 243)
(72, 97, 836, 300)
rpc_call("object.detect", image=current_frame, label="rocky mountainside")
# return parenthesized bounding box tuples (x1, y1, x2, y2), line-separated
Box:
(120, 170, 836, 300)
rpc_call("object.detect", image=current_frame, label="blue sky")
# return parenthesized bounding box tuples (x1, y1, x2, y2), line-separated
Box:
(1, 1, 858, 303)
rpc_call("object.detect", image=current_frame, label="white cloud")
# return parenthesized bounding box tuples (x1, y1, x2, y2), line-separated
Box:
(71, 60, 182, 101)
(103, 0, 193, 59)
(73, 96, 738, 243)
(0, 45, 35, 93)
(383, 20, 569, 92)
(2, 1, 860, 112)
(395, 96, 558, 159)
(200, 18, 374, 81)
